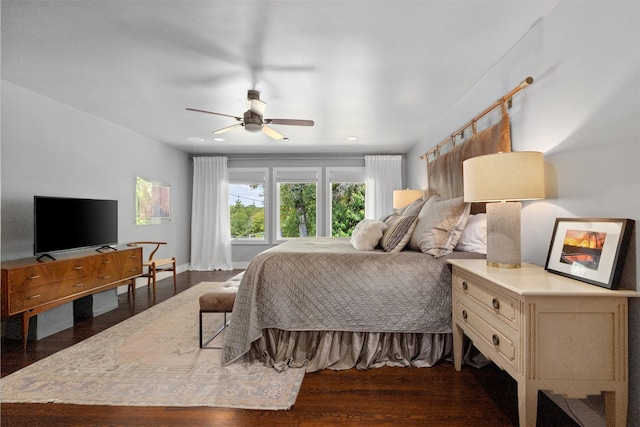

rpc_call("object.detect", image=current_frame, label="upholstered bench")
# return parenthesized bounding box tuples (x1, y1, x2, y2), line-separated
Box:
(199, 273, 243, 349)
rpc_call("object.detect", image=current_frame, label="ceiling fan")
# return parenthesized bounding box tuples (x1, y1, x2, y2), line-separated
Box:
(186, 90, 314, 140)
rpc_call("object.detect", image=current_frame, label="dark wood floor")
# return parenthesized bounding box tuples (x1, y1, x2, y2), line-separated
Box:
(1, 271, 579, 426)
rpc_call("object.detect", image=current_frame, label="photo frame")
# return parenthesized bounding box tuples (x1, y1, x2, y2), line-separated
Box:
(135, 176, 171, 225)
(545, 218, 634, 289)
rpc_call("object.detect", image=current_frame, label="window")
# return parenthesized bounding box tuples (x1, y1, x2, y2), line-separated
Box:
(274, 168, 320, 240)
(326, 168, 366, 237)
(228, 168, 268, 242)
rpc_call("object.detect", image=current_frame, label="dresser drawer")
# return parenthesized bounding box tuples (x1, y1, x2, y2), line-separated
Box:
(5, 264, 56, 292)
(453, 271, 518, 331)
(454, 298, 517, 369)
(9, 280, 60, 313)
(47, 257, 99, 281)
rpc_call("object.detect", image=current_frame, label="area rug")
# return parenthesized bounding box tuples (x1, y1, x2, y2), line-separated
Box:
(0, 282, 305, 410)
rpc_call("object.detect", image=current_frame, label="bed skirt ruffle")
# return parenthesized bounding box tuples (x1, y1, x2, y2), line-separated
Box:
(248, 329, 452, 372)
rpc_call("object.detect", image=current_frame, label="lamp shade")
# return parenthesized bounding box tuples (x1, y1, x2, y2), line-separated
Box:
(463, 151, 545, 202)
(393, 189, 423, 209)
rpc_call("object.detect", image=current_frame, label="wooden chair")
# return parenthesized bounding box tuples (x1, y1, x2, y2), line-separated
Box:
(126, 242, 176, 296)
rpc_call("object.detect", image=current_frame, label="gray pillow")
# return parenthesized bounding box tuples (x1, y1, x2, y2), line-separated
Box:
(379, 214, 418, 253)
(408, 196, 471, 257)
(399, 198, 426, 216)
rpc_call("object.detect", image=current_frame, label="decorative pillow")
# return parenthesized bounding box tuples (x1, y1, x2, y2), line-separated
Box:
(350, 219, 388, 251)
(399, 198, 426, 216)
(379, 214, 418, 253)
(408, 196, 471, 257)
(378, 212, 398, 223)
(455, 213, 487, 254)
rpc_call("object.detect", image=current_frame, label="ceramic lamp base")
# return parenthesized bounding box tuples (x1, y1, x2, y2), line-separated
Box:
(486, 201, 521, 268)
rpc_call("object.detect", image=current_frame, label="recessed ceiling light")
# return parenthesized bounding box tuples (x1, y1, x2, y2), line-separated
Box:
(213, 137, 225, 142)
(187, 137, 204, 143)
(347, 136, 359, 141)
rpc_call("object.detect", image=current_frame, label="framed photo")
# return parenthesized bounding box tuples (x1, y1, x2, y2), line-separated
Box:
(545, 218, 634, 289)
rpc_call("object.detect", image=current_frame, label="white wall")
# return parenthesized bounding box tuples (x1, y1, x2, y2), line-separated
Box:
(407, 2, 640, 424)
(1, 81, 192, 269)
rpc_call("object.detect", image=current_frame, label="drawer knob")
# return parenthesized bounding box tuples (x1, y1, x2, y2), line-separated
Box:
(462, 281, 468, 291)
(74, 283, 84, 287)
(73, 266, 84, 271)
(492, 298, 500, 310)
(28, 275, 41, 280)
(492, 334, 500, 346)
(462, 310, 468, 320)
(27, 294, 41, 300)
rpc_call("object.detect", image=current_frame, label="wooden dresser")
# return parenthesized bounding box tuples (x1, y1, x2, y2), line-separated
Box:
(448, 258, 639, 427)
(1, 247, 142, 348)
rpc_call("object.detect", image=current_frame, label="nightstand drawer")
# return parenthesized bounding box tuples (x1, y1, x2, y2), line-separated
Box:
(453, 271, 518, 330)
(454, 299, 517, 368)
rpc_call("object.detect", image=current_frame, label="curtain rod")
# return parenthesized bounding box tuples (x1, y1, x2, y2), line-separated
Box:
(419, 77, 534, 160)
(189, 154, 407, 161)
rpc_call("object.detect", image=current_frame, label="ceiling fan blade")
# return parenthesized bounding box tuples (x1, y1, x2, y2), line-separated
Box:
(262, 125, 284, 140)
(249, 98, 267, 116)
(186, 107, 242, 121)
(213, 123, 242, 135)
(266, 118, 314, 127)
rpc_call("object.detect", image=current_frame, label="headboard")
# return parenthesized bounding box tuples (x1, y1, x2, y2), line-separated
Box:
(421, 77, 532, 212)
(426, 110, 511, 213)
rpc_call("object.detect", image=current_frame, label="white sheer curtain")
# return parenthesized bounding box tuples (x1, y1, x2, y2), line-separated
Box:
(364, 155, 402, 219)
(189, 156, 233, 270)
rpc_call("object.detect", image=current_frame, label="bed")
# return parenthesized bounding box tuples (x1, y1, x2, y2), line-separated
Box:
(221, 237, 485, 371)
(221, 114, 511, 372)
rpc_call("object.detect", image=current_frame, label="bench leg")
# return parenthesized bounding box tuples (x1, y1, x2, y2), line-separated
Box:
(200, 311, 231, 349)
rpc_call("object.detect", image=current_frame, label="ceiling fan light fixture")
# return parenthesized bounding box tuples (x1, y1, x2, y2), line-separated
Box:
(244, 122, 263, 132)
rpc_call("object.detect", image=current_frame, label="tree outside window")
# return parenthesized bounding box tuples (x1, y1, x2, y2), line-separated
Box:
(331, 183, 365, 237)
(279, 183, 316, 238)
(229, 183, 265, 240)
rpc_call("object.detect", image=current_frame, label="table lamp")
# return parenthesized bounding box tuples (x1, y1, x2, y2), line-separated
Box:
(393, 189, 423, 210)
(463, 151, 545, 268)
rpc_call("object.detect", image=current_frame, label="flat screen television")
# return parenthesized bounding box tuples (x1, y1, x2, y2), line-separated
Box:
(34, 196, 118, 256)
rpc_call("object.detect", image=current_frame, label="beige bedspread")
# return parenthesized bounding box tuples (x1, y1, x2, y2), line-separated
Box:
(221, 237, 481, 366)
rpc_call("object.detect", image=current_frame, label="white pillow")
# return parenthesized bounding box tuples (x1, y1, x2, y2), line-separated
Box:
(350, 220, 388, 251)
(455, 213, 487, 254)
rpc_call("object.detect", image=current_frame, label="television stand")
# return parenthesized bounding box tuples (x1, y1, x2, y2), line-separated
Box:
(1, 246, 142, 349)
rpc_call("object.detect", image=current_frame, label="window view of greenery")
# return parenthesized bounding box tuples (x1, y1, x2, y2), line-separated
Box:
(331, 183, 365, 237)
(279, 183, 317, 238)
(230, 184, 265, 239)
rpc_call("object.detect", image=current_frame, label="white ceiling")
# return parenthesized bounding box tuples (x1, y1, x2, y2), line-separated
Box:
(2, 1, 558, 155)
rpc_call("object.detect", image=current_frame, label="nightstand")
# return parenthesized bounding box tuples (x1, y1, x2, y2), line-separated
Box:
(448, 258, 639, 427)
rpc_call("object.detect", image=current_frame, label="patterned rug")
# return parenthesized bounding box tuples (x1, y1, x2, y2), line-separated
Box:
(0, 282, 305, 409)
